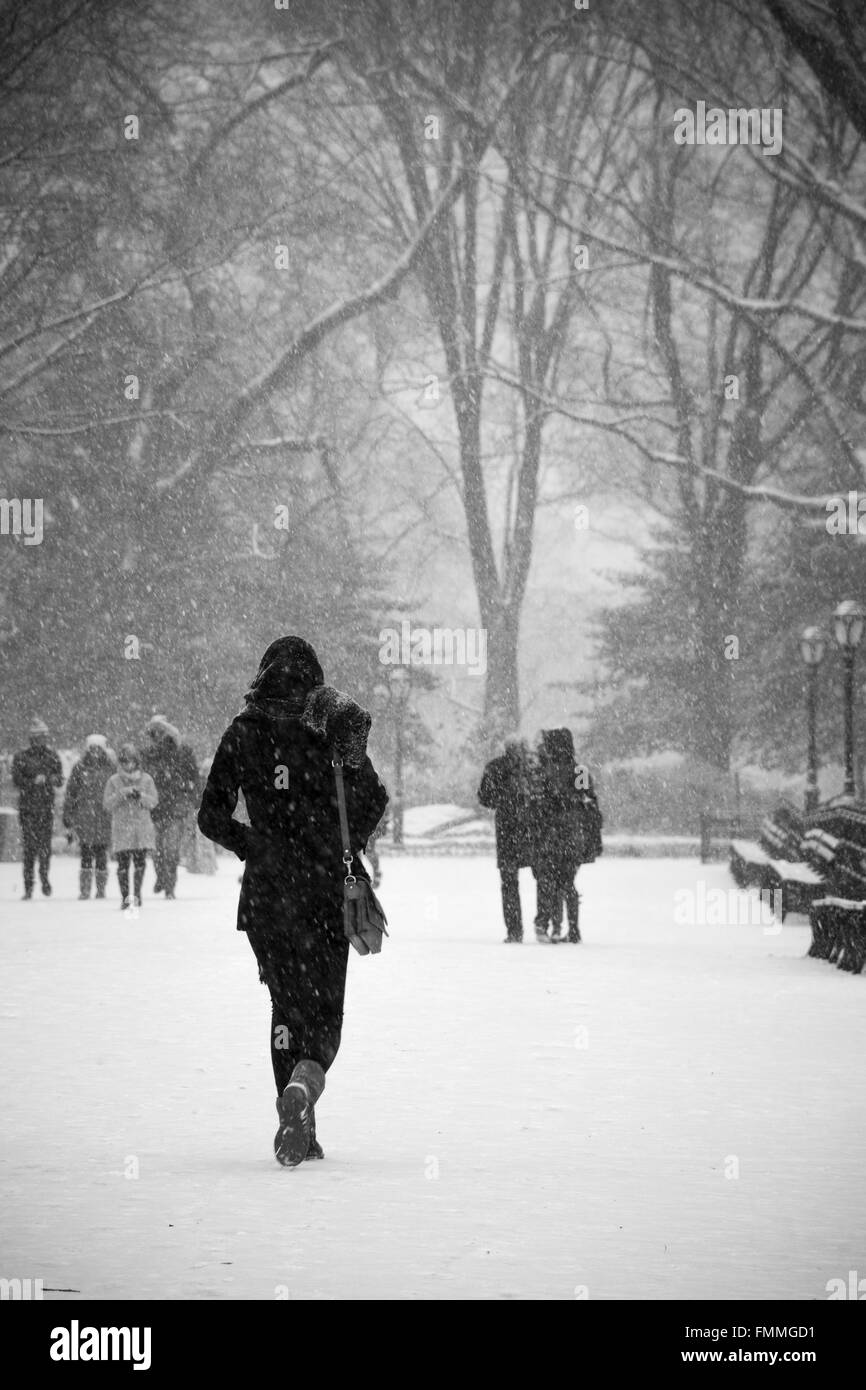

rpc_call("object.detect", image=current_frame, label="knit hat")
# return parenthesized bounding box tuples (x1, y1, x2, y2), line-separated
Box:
(85, 733, 108, 750)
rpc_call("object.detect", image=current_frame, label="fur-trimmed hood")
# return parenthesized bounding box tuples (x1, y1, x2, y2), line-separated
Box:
(239, 684, 372, 768)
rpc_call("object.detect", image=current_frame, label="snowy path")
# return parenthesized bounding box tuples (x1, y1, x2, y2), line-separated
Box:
(1, 853, 863, 1301)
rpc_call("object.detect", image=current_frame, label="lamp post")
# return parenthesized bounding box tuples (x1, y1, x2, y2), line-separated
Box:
(832, 600, 865, 799)
(799, 626, 825, 813)
(388, 667, 411, 846)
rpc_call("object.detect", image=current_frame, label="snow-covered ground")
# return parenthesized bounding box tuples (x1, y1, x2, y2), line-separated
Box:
(1, 853, 863, 1302)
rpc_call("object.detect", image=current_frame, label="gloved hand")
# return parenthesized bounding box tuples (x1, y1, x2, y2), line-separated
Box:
(66, 831, 74, 846)
(34, 774, 46, 785)
(128, 789, 141, 802)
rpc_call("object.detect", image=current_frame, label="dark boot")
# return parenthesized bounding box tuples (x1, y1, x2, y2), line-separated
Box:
(566, 889, 581, 943)
(305, 1110, 324, 1161)
(117, 860, 130, 909)
(39, 845, 52, 896)
(274, 1060, 325, 1167)
(79, 867, 93, 900)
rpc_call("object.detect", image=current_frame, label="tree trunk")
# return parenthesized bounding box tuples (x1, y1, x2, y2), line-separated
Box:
(481, 604, 521, 747)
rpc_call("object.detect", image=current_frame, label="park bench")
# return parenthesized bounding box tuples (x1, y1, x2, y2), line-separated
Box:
(728, 806, 823, 919)
(727, 799, 866, 965)
(808, 898, 866, 973)
(803, 810, 866, 973)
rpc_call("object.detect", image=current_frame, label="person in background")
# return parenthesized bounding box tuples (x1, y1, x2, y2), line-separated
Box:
(103, 744, 158, 911)
(478, 736, 535, 943)
(12, 718, 64, 900)
(181, 755, 217, 875)
(63, 734, 116, 899)
(532, 728, 602, 943)
(140, 715, 200, 899)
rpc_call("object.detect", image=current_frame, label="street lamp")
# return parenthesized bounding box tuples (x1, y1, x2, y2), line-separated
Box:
(388, 666, 411, 846)
(832, 600, 865, 799)
(799, 626, 825, 814)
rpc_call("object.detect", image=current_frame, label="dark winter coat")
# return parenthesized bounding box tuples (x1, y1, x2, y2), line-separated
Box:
(141, 732, 200, 823)
(198, 694, 388, 934)
(533, 729, 602, 870)
(478, 747, 535, 869)
(63, 748, 115, 845)
(12, 744, 63, 822)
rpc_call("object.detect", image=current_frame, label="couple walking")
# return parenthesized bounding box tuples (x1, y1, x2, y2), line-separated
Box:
(478, 729, 602, 944)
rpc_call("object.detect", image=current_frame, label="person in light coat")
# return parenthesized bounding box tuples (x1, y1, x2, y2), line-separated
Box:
(103, 744, 158, 910)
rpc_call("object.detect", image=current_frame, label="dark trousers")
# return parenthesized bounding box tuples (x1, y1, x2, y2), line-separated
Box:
(247, 914, 350, 1095)
(499, 865, 522, 941)
(116, 850, 147, 903)
(153, 818, 183, 893)
(535, 863, 580, 940)
(21, 814, 53, 894)
(80, 843, 108, 873)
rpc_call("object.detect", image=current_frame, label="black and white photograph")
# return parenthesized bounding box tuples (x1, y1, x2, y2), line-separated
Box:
(1, 0, 865, 1343)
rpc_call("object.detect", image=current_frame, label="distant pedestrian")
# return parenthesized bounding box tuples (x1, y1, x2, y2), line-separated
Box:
(478, 737, 535, 943)
(141, 716, 200, 899)
(103, 744, 159, 910)
(12, 719, 63, 900)
(180, 758, 217, 875)
(532, 728, 602, 943)
(63, 734, 116, 899)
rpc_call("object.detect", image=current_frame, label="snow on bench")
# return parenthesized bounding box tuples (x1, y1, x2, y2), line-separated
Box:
(813, 896, 866, 909)
(773, 858, 823, 886)
(729, 835, 825, 920)
(730, 838, 770, 866)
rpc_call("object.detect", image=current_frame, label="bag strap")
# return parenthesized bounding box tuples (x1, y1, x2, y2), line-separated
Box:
(331, 753, 356, 884)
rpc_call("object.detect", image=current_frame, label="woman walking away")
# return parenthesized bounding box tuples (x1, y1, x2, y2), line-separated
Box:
(103, 745, 158, 910)
(198, 635, 388, 1168)
(63, 734, 116, 899)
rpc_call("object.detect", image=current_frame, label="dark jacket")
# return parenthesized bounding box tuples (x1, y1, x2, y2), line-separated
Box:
(198, 699, 388, 933)
(535, 729, 602, 868)
(12, 744, 63, 821)
(478, 747, 535, 869)
(63, 748, 114, 844)
(141, 734, 200, 823)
